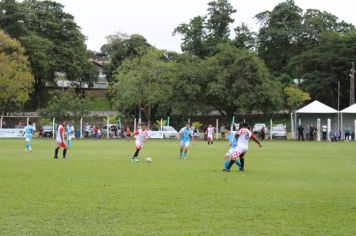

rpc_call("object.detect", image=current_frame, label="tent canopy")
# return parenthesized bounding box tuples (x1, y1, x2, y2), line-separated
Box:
(341, 104, 356, 113)
(296, 100, 338, 114)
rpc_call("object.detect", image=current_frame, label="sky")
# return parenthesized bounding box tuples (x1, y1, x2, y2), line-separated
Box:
(53, 0, 356, 52)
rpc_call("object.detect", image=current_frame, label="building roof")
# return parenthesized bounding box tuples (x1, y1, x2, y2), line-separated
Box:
(296, 100, 338, 114)
(341, 103, 356, 113)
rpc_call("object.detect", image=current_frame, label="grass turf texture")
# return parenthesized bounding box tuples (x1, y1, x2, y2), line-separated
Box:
(0, 139, 355, 235)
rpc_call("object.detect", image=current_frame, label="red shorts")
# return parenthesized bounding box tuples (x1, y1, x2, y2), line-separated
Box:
(57, 142, 67, 149)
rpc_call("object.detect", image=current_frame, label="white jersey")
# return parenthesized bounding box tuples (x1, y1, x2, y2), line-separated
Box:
(56, 125, 65, 143)
(236, 128, 255, 151)
(207, 127, 214, 136)
(135, 129, 149, 145)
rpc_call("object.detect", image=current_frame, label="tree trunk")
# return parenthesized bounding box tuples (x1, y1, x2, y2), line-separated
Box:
(34, 77, 42, 109)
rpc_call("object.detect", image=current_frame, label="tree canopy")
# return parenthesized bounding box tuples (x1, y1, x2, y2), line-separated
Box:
(0, 30, 33, 114)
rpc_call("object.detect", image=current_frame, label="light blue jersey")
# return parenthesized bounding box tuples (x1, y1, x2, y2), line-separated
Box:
(66, 125, 74, 140)
(179, 127, 192, 142)
(24, 125, 34, 139)
(227, 131, 238, 148)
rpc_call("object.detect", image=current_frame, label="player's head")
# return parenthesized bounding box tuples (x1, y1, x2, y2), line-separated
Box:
(140, 123, 147, 130)
(29, 122, 32, 125)
(239, 122, 249, 129)
(209, 124, 212, 127)
(225, 125, 231, 133)
(186, 122, 191, 128)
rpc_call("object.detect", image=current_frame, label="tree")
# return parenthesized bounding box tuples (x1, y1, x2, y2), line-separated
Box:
(256, 0, 303, 75)
(109, 49, 175, 123)
(0, 0, 97, 108)
(233, 23, 256, 50)
(287, 31, 356, 108)
(0, 30, 33, 115)
(174, 0, 236, 57)
(173, 16, 208, 58)
(38, 89, 91, 122)
(284, 85, 310, 111)
(203, 43, 283, 117)
(101, 33, 151, 82)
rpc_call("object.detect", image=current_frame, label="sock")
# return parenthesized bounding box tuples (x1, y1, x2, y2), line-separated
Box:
(133, 149, 139, 158)
(183, 151, 187, 157)
(235, 160, 241, 167)
(63, 149, 67, 158)
(54, 147, 59, 158)
(227, 159, 235, 169)
(224, 160, 229, 169)
(68, 140, 72, 148)
(211, 141, 213, 145)
(26, 143, 29, 149)
(240, 157, 245, 169)
(179, 148, 183, 157)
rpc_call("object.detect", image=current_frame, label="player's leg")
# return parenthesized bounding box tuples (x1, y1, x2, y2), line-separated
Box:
(62, 145, 68, 159)
(183, 142, 190, 158)
(239, 152, 246, 171)
(224, 148, 242, 171)
(179, 142, 184, 158)
(131, 144, 141, 162)
(54, 146, 60, 159)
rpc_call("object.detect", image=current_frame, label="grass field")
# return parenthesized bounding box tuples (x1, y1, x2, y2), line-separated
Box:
(0, 139, 356, 235)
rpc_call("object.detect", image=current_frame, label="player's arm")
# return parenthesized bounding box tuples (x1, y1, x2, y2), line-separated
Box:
(251, 133, 262, 148)
(177, 131, 181, 140)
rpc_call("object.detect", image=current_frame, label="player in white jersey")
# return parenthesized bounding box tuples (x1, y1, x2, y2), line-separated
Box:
(131, 124, 149, 163)
(223, 123, 262, 172)
(54, 121, 68, 160)
(206, 124, 215, 145)
(24, 122, 35, 153)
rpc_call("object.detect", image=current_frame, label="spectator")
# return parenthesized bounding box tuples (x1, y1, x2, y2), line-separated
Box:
(220, 126, 225, 139)
(126, 127, 131, 141)
(260, 127, 266, 141)
(345, 126, 351, 142)
(309, 125, 315, 141)
(93, 125, 98, 138)
(322, 125, 327, 140)
(298, 125, 304, 141)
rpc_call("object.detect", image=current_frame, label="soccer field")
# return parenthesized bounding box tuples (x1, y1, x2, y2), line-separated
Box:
(0, 139, 355, 235)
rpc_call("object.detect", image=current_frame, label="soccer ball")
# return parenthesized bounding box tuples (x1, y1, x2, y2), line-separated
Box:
(145, 157, 152, 163)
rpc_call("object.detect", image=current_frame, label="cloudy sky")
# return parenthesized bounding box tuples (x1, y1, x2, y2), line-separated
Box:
(54, 0, 356, 52)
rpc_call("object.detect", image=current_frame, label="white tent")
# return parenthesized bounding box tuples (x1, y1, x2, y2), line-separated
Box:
(340, 104, 356, 141)
(292, 101, 338, 140)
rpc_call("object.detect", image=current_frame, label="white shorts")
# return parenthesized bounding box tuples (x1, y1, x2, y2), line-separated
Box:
(232, 146, 248, 159)
(136, 141, 144, 150)
(25, 137, 31, 142)
(225, 147, 235, 158)
(207, 134, 213, 140)
(180, 141, 190, 148)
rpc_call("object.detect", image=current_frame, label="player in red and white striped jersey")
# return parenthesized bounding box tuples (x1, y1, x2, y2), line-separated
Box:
(54, 121, 68, 160)
(223, 122, 262, 172)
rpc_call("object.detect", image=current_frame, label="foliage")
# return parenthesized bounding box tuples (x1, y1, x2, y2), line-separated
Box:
(233, 23, 256, 50)
(173, 0, 236, 57)
(109, 48, 175, 122)
(284, 85, 311, 110)
(0, 0, 97, 108)
(192, 121, 203, 131)
(38, 89, 91, 122)
(203, 43, 283, 117)
(101, 33, 152, 82)
(0, 30, 33, 114)
(155, 119, 167, 128)
(287, 31, 356, 108)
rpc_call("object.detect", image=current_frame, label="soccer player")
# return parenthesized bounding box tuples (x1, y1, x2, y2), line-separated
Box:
(206, 124, 215, 146)
(223, 123, 262, 172)
(66, 122, 74, 148)
(54, 121, 68, 160)
(24, 122, 35, 153)
(131, 124, 149, 163)
(223, 126, 241, 170)
(177, 123, 193, 159)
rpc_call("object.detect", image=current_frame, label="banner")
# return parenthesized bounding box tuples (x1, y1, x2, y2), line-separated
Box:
(0, 129, 24, 138)
(148, 131, 164, 139)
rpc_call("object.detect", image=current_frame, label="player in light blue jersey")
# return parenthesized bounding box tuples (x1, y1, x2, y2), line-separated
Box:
(24, 122, 35, 153)
(223, 126, 241, 170)
(66, 122, 75, 148)
(177, 123, 193, 159)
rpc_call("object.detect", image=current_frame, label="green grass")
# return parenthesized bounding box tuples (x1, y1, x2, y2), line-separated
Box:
(88, 97, 112, 111)
(0, 139, 356, 235)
